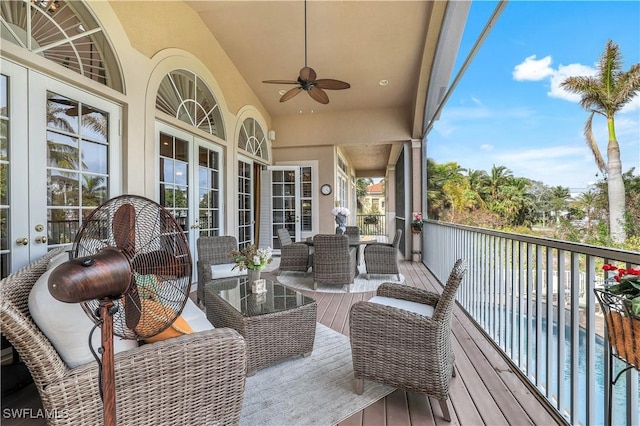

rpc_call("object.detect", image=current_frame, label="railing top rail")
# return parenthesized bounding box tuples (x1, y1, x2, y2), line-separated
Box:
(425, 220, 639, 263)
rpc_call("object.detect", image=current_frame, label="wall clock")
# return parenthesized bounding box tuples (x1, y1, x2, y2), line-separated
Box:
(321, 184, 332, 195)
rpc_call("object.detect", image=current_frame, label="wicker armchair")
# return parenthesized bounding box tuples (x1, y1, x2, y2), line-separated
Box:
(312, 234, 357, 291)
(345, 226, 360, 239)
(349, 259, 467, 421)
(0, 249, 247, 426)
(276, 228, 312, 275)
(196, 235, 242, 304)
(363, 229, 403, 280)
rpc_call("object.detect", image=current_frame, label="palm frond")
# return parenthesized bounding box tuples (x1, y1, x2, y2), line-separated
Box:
(612, 63, 640, 108)
(584, 111, 607, 173)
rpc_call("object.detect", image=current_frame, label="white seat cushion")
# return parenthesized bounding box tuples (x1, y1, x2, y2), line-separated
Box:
(211, 264, 247, 279)
(180, 298, 214, 332)
(29, 266, 138, 369)
(368, 295, 434, 317)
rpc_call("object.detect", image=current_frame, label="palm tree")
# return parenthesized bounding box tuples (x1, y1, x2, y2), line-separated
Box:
(560, 40, 640, 243)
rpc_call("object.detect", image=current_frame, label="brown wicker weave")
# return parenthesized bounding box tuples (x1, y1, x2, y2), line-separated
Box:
(349, 259, 467, 421)
(276, 228, 313, 274)
(204, 278, 317, 375)
(312, 234, 357, 291)
(1, 249, 247, 426)
(196, 235, 240, 304)
(363, 229, 403, 280)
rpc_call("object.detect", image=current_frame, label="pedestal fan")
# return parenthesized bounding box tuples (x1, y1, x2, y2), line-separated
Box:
(48, 194, 192, 426)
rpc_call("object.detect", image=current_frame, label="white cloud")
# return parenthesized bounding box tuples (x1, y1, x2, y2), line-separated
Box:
(480, 144, 494, 151)
(621, 94, 640, 113)
(513, 55, 554, 81)
(548, 63, 597, 101)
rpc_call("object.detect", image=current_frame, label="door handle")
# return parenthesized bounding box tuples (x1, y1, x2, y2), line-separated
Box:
(16, 238, 28, 246)
(35, 236, 47, 244)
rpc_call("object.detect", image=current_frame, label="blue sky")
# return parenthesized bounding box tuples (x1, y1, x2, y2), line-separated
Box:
(427, 0, 640, 193)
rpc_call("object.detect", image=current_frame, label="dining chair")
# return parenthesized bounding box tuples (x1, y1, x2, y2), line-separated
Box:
(363, 229, 402, 280)
(349, 259, 467, 421)
(277, 228, 313, 275)
(312, 234, 357, 291)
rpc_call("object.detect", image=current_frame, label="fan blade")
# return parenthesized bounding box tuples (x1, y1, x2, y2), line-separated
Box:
(131, 250, 186, 277)
(299, 67, 317, 82)
(315, 79, 351, 90)
(280, 87, 303, 102)
(124, 280, 142, 329)
(112, 204, 136, 254)
(262, 80, 299, 85)
(308, 86, 329, 104)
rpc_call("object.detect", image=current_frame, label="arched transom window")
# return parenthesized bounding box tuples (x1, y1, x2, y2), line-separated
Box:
(155, 69, 225, 140)
(238, 118, 268, 162)
(0, 0, 123, 92)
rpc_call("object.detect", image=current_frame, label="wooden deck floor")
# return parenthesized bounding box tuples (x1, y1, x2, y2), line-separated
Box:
(1, 259, 564, 425)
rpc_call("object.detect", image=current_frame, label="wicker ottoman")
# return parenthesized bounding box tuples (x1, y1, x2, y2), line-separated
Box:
(204, 277, 317, 375)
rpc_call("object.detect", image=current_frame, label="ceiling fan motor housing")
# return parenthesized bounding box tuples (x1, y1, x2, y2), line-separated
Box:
(49, 247, 133, 303)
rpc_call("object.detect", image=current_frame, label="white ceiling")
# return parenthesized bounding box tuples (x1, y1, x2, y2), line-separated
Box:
(186, 1, 453, 176)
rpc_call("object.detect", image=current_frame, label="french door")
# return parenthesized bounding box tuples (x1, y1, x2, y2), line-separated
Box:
(267, 166, 301, 250)
(1, 59, 121, 277)
(156, 122, 223, 277)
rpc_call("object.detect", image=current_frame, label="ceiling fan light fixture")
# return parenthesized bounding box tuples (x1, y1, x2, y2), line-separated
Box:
(262, 0, 350, 104)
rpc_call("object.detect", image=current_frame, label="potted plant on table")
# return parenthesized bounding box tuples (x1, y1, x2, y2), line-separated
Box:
(229, 244, 273, 282)
(595, 264, 640, 368)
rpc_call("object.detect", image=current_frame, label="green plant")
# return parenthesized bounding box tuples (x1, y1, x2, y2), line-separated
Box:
(603, 264, 640, 315)
(230, 245, 273, 271)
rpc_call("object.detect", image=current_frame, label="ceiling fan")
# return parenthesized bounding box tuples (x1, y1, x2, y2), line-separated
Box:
(262, 0, 350, 104)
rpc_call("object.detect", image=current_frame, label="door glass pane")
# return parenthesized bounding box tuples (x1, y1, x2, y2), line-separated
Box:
(46, 92, 109, 249)
(0, 74, 8, 277)
(196, 146, 220, 237)
(159, 131, 190, 240)
(271, 169, 297, 249)
(238, 160, 252, 249)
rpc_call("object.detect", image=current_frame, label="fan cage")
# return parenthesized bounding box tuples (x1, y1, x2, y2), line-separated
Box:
(74, 194, 192, 340)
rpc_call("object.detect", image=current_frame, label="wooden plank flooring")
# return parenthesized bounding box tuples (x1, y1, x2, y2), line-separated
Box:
(1, 259, 564, 425)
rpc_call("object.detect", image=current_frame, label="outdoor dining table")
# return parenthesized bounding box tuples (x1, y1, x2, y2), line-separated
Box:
(304, 235, 376, 264)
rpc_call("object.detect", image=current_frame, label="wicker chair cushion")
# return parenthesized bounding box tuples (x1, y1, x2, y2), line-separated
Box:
(181, 297, 216, 331)
(30, 253, 214, 367)
(28, 265, 138, 368)
(368, 295, 434, 317)
(211, 264, 247, 279)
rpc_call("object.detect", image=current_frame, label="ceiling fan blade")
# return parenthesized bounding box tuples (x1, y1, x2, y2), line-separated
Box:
(131, 250, 187, 277)
(262, 80, 299, 85)
(308, 86, 329, 104)
(315, 79, 351, 90)
(280, 87, 303, 102)
(124, 281, 142, 329)
(112, 203, 136, 254)
(299, 67, 317, 82)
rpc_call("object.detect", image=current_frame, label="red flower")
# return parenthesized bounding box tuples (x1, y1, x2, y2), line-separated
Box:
(602, 264, 618, 272)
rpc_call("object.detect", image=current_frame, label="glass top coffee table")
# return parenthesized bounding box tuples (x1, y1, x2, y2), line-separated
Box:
(203, 276, 317, 375)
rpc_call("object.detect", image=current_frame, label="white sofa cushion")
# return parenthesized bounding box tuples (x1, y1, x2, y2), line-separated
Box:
(368, 295, 435, 317)
(181, 297, 214, 332)
(29, 265, 138, 368)
(211, 263, 246, 279)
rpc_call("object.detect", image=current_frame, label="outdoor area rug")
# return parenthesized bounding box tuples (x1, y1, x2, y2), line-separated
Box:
(275, 264, 404, 293)
(239, 322, 395, 426)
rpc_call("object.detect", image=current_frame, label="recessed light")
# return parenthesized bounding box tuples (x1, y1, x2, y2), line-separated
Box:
(379, 79, 389, 86)
(278, 90, 287, 95)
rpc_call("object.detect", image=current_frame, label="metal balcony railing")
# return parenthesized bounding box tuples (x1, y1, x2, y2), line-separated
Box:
(355, 214, 386, 236)
(423, 220, 639, 426)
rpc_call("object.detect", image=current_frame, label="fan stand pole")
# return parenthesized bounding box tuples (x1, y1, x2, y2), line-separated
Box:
(99, 299, 117, 426)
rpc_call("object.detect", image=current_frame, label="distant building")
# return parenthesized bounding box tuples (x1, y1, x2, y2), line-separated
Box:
(362, 181, 385, 214)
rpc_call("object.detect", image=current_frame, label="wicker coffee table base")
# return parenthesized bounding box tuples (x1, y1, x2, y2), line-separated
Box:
(205, 286, 317, 375)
